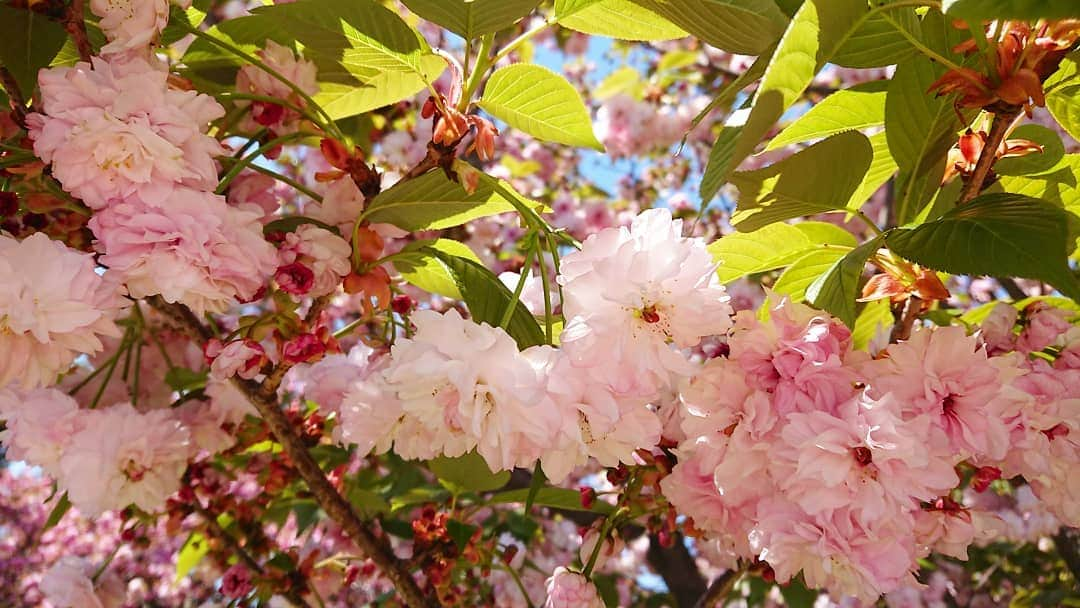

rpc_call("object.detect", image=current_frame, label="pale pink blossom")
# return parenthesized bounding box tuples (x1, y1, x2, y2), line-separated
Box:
(89, 0, 175, 55)
(296, 344, 376, 414)
(28, 56, 225, 209)
(1016, 301, 1070, 353)
(275, 224, 352, 298)
(235, 40, 319, 134)
(227, 171, 281, 221)
(335, 370, 404, 456)
(0, 387, 83, 475)
(58, 402, 190, 515)
(978, 302, 1017, 354)
(90, 189, 277, 314)
(40, 556, 124, 608)
(543, 567, 603, 608)
(309, 176, 366, 235)
(558, 208, 732, 397)
(0, 232, 126, 388)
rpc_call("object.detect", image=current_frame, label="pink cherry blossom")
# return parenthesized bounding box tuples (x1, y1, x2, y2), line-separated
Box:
(0, 387, 83, 476)
(543, 567, 603, 608)
(1016, 301, 1070, 353)
(58, 403, 190, 515)
(40, 556, 124, 608)
(206, 338, 267, 380)
(90, 189, 277, 314)
(0, 232, 126, 389)
(275, 224, 352, 298)
(28, 55, 224, 210)
(558, 208, 732, 397)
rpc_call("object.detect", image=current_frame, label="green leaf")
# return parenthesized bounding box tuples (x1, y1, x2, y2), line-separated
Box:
(847, 130, 898, 211)
(943, 0, 1080, 20)
(0, 6, 68, 96)
(345, 487, 390, 518)
(629, 0, 789, 54)
(43, 493, 72, 531)
(765, 80, 888, 151)
(994, 124, 1066, 177)
(478, 64, 603, 150)
(730, 131, 873, 231)
(885, 12, 973, 224)
(558, 0, 687, 41)
(1045, 52, 1080, 142)
(772, 247, 849, 302)
(446, 519, 480, 552)
(831, 5, 921, 68)
(394, 239, 483, 299)
(314, 54, 447, 120)
(805, 235, 883, 327)
(779, 575, 819, 608)
(698, 0, 871, 194)
(594, 66, 644, 101)
(176, 532, 210, 582)
(164, 367, 208, 392)
(428, 451, 511, 493)
(999, 156, 1080, 251)
(489, 487, 615, 514)
(851, 298, 893, 350)
(429, 251, 547, 349)
(401, 0, 541, 39)
(707, 221, 854, 283)
(263, 216, 341, 236)
(885, 193, 1080, 301)
(362, 170, 518, 231)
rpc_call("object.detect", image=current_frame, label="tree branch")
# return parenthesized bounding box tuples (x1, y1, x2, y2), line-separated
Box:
(693, 566, 745, 608)
(0, 67, 27, 128)
(645, 533, 707, 608)
(890, 296, 923, 343)
(958, 105, 1022, 205)
(64, 0, 94, 63)
(146, 296, 435, 608)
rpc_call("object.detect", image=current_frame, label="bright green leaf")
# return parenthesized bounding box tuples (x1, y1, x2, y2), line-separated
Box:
(885, 193, 1080, 301)
(773, 247, 849, 302)
(479, 64, 603, 150)
(766, 80, 887, 151)
(851, 298, 893, 350)
(594, 66, 644, 100)
(43, 493, 72, 531)
(314, 54, 447, 119)
(847, 131, 898, 211)
(730, 131, 874, 231)
(559, 0, 687, 41)
(630, 0, 789, 54)
(428, 451, 511, 493)
(707, 221, 854, 283)
(362, 170, 518, 231)
(805, 236, 884, 327)
(176, 533, 210, 582)
(0, 6, 68, 96)
(1045, 52, 1080, 142)
(401, 0, 541, 39)
(394, 239, 483, 299)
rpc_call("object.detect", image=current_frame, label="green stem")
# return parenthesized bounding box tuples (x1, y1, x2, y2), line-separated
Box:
(88, 328, 131, 409)
(333, 317, 367, 340)
(499, 564, 537, 608)
(458, 34, 496, 112)
(582, 509, 620, 580)
(853, 210, 884, 236)
(91, 544, 122, 583)
(500, 246, 536, 330)
(215, 131, 315, 194)
(536, 240, 555, 345)
(232, 128, 268, 159)
(179, 22, 343, 140)
(218, 158, 323, 202)
(489, 17, 557, 69)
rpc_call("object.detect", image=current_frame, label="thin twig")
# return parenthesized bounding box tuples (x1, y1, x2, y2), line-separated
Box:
(693, 566, 746, 608)
(64, 0, 94, 62)
(146, 297, 435, 608)
(890, 295, 923, 343)
(0, 67, 27, 128)
(958, 106, 1022, 204)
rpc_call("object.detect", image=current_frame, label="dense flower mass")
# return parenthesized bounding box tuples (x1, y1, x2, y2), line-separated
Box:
(3, 2, 1080, 607)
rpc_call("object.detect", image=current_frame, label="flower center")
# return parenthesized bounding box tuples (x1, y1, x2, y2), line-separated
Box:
(851, 446, 873, 466)
(640, 304, 661, 324)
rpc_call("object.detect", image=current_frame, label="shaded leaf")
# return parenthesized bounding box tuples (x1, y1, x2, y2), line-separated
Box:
(630, 0, 788, 54)
(851, 298, 893, 350)
(1044, 52, 1080, 142)
(428, 451, 511, 493)
(805, 236, 884, 327)
(401, 0, 541, 39)
(0, 6, 68, 95)
(885, 193, 1080, 301)
(831, 5, 921, 68)
(489, 487, 615, 514)
(394, 239, 483, 300)
(707, 221, 854, 283)
(943, 0, 1080, 20)
(994, 123, 1066, 177)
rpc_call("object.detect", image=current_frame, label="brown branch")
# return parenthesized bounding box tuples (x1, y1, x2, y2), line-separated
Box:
(147, 297, 435, 608)
(693, 566, 745, 608)
(64, 0, 94, 62)
(645, 532, 707, 608)
(890, 296, 923, 343)
(0, 67, 27, 128)
(957, 105, 1022, 205)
